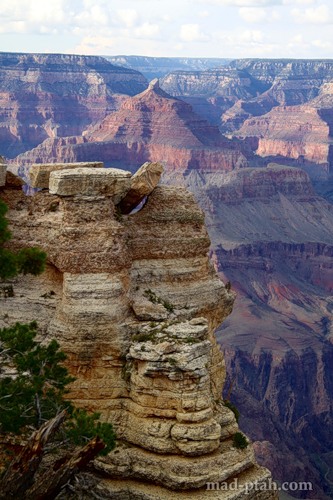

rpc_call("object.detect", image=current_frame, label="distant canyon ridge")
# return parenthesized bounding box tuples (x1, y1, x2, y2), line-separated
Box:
(1, 52, 333, 499)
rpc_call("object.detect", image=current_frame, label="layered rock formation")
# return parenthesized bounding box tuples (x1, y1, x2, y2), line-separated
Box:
(107, 55, 231, 80)
(10, 79, 251, 176)
(160, 59, 333, 161)
(0, 163, 277, 499)
(192, 164, 333, 499)
(0, 52, 147, 158)
(235, 96, 333, 181)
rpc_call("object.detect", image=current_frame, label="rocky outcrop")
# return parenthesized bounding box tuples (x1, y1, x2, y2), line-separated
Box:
(0, 163, 277, 498)
(10, 81, 252, 176)
(29, 161, 104, 189)
(118, 161, 163, 214)
(85, 78, 229, 148)
(0, 52, 147, 158)
(189, 164, 333, 499)
(235, 104, 332, 179)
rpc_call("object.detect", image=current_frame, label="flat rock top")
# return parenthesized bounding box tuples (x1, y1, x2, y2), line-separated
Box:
(49, 167, 132, 198)
(31, 162, 104, 169)
(50, 167, 131, 178)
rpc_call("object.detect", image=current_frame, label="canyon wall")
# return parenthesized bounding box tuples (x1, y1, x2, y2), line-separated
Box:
(0, 52, 147, 158)
(192, 164, 333, 499)
(10, 79, 251, 177)
(0, 163, 277, 499)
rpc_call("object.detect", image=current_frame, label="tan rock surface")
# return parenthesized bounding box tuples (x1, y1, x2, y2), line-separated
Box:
(0, 165, 277, 498)
(0, 164, 6, 186)
(49, 167, 131, 200)
(29, 161, 104, 188)
(118, 161, 163, 214)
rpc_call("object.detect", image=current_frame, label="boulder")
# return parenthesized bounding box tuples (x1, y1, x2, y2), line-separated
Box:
(5, 171, 25, 188)
(49, 168, 131, 201)
(118, 161, 163, 214)
(29, 161, 104, 189)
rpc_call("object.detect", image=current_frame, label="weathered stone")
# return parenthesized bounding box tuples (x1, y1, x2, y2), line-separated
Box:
(86, 465, 277, 499)
(176, 408, 213, 423)
(29, 161, 104, 189)
(171, 419, 222, 455)
(0, 164, 6, 187)
(0, 168, 277, 499)
(118, 161, 164, 214)
(5, 171, 25, 188)
(95, 441, 257, 490)
(49, 167, 131, 200)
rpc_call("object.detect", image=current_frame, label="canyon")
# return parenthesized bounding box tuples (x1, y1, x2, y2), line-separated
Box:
(1, 52, 333, 498)
(0, 161, 277, 499)
(0, 52, 147, 158)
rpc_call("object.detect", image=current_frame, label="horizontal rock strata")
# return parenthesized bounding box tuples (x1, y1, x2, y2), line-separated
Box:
(0, 164, 277, 498)
(29, 161, 104, 188)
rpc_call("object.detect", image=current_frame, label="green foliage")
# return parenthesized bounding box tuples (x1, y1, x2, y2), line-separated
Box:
(143, 289, 174, 313)
(0, 249, 18, 281)
(232, 432, 248, 449)
(224, 400, 240, 423)
(0, 199, 46, 281)
(0, 200, 11, 245)
(132, 332, 155, 342)
(0, 321, 74, 432)
(0, 322, 116, 456)
(65, 409, 116, 455)
(16, 248, 47, 276)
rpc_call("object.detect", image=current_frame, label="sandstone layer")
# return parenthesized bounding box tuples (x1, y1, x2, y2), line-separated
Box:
(0, 164, 276, 499)
(9, 79, 252, 177)
(187, 164, 333, 499)
(0, 52, 147, 158)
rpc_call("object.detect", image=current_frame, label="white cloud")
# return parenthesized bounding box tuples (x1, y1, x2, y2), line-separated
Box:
(198, 10, 210, 17)
(180, 23, 208, 42)
(117, 9, 139, 29)
(74, 35, 115, 55)
(312, 38, 332, 48)
(239, 7, 280, 22)
(134, 22, 160, 38)
(292, 4, 333, 23)
(0, 21, 26, 34)
(0, 0, 67, 34)
(216, 28, 264, 44)
(1, 0, 65, 25)
(283, 0, 316, 4)
(289, 33, 305, 43)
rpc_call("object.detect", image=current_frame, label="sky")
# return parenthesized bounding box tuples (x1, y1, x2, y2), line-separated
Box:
(1, 0, 333, 59)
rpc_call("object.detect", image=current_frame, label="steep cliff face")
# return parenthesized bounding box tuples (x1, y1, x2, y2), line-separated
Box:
(161, 68, 264, 100)
(0, 164, 277, 499)
(85, 79, 225, 148)
(0, 52, 147, 158)
(160, 60, 333, 156)
(192, 164, 333, 499)
(160, 67, 269, 128)
(10, 80, 251, 176)
(235, 89, 333, 180)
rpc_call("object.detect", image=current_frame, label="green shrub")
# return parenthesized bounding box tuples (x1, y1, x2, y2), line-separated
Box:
(224, 400, 240, 422)
(0, 321, 115, 456)
(0, 199, 46, 280)
(65, 409, 116, 455)
(232, 432, 248, 449)
(16, 247, 46, 276)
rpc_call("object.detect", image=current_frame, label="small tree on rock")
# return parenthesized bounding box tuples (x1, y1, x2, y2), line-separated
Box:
(0, 321, 116, 498)
(0, 199, 46, 281)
